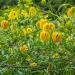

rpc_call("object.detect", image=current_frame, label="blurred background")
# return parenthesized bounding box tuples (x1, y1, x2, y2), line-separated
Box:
(0, 0, 75, 14)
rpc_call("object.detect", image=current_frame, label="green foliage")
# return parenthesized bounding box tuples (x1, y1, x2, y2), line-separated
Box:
(0, 0, 75, 75)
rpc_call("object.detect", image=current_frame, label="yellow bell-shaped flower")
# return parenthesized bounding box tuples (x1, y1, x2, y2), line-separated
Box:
(52, 32, 62, 43)
(1, 20, 9, 29)
(40, 31, 50, 42)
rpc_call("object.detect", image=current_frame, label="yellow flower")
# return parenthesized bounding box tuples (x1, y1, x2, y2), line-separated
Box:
(30, 62, 37, 68)
(26, 27, 33, 34)
(29, 6, 37, 17)
(1, 20, 9, 29)
(22, 27, 33, 36)
(43, 23, 50, 31)
(67, 7, 75, 17)
(52, 53, 60, 59)
(40, 31, 50, 42)
(52, 32, 62, 43)
(43, 23, 55, 31)
(49, 23, 55, 30)
(20, 45, 28, 53)
(21, 10, 29, 18)
(36, 19, 47, 29)
(8, 10, 18, 20)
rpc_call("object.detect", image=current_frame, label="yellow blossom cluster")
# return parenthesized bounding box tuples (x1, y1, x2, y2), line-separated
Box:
(1, 20, 9, 29)
(36, 19, 62, 43)
(22, 27, 33, 35)
(8, 10, 18, 20)
(21, 6, 37, 18)
(19, 44, 28, 53)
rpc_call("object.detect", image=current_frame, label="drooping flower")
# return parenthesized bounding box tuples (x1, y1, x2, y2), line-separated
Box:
(52, 32, 62, 43)
(36, 19, 47, 29)
(43, 23, 51, 31)
(40, 31, 50, 42)
(43, 23, 55, 31)
(49, 23, 55, 30)
(20, 45, 28, 53)
(8, 10, 18, 20)
(1, 20, 9, 29)
(29, 6, 37, 17)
